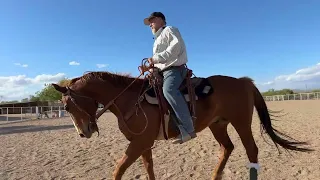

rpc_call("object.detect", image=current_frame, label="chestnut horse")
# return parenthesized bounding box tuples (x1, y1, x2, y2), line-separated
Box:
(52, 66, 312, 180)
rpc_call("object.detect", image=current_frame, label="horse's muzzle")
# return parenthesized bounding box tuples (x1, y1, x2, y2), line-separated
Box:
(89, 122, 99, 137)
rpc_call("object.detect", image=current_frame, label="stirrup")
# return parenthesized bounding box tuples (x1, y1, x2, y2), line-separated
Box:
(172, 125, 197, 144)
(172, 134, 192, 144)
(172, 133, 197, 144)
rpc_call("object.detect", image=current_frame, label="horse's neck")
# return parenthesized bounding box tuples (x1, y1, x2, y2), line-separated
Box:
(85, 79, 141, 116)
(108, 90, 139, 118)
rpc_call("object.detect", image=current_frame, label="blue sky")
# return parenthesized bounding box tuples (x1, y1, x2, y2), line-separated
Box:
(1, 0, 320, 101)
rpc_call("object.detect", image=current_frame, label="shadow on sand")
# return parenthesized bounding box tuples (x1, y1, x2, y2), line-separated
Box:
(0, 115, 34, 121)
(0, 117, 53, 126)
(0, 124, 74, 136)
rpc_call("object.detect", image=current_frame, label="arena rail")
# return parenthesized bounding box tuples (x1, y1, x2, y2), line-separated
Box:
(263, 92, 320, 101)
(0, 106, 68, 122)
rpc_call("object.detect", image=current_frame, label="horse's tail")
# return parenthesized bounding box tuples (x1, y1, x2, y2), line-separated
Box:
(239, 77, 313, 153)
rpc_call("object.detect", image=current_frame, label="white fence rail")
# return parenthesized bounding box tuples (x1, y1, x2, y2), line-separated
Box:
(0, 106, 69, 122)
(263, 92, 320, 101)
(1, 92, 318, 122)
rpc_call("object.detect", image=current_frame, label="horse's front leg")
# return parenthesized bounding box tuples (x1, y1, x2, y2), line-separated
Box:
(112, 141, 152, 180)
(141, 148, 155, 180)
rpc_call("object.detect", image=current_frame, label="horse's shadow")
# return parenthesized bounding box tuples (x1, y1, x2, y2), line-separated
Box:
(0, 124, 74, 136)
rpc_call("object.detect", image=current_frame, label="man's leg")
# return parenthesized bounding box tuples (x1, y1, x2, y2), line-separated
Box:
(162, 67, 196, 143)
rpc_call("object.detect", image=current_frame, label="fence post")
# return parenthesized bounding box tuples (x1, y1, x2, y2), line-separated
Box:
(6, 107, 8, 121)
(36, 106, 39, 119)
(58, 106, 61, 118)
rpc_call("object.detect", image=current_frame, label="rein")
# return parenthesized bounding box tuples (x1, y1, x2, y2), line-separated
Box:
(95, 72, 144, 119)
(66, 58, 153, 136)
(96, 58, 153, 119)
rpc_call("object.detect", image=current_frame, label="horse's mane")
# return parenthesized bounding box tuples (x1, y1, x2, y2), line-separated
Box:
(69, 71, 145, 89)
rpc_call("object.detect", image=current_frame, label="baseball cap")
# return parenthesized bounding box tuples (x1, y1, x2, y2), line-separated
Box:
(143, 12, 166, 25)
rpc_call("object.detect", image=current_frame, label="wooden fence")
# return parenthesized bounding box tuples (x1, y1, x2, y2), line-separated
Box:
(263, 92, 320, 101)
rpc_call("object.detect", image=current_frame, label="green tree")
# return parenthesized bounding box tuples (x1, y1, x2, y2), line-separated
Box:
(58, 79, 71, 87)
(21, 98, 29, 102)
(33, 78, 71, 101)
(262, 88, 294, 96)
(29, 95, 40, 102)
(0, 100, 19, 104)
(311, 89, 320, 92)
(35, 85, 61, 101)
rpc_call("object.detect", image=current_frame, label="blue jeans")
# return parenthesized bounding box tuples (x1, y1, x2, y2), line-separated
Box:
(162, 66, 195, 134)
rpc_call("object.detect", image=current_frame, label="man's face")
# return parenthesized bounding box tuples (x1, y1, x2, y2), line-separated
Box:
(148, 17, 163, 34)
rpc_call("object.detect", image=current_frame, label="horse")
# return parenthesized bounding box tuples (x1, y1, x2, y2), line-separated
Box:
(52, 63, 312, 180)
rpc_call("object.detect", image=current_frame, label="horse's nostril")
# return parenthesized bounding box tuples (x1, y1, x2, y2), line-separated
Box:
(79, 133, 85, 138)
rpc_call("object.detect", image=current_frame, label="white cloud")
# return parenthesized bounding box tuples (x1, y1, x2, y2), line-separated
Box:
(96, 64, 108, 68)
(31, 73, 66, 84)
(69, 61, 80, 66)
(0, 73, 67, 101)
(14, 63, 28, 68)
(259, 62, 320, 91)
(261, 81, 274, 85)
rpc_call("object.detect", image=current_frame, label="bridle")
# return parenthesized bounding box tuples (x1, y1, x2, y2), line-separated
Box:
(62, 86, 100, 135)
(62, 58, 153, 136)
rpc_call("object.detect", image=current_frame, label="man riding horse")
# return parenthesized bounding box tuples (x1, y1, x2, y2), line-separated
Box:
(143, 12, 196, 144)
(51, 12, 313, 180)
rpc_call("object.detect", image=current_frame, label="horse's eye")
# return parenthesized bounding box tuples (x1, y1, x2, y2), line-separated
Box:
(64, 105, 69, 111)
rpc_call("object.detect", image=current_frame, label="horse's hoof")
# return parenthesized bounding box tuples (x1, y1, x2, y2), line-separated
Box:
(249, 168, 258, 180)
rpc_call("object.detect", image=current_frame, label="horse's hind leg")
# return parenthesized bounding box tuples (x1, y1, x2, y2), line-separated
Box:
(233, 122, 259, 180)
(209, 122, 234, 180)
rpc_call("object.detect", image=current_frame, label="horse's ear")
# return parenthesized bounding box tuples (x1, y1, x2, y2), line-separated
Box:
(51, 83, 67, 94)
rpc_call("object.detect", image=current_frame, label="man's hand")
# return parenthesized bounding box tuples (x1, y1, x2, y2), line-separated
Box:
(147, 57, 154, 65)
(148, 68, 154, 73)
(146, 68, 154, 78)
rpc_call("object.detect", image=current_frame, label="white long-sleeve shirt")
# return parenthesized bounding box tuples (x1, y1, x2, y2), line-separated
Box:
(152, 26, 188, 71)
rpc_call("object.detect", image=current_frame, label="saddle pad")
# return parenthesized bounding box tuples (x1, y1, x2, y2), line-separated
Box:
(145, 93, 198, 105)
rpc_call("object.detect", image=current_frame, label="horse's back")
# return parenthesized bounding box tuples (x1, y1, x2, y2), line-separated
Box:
(206, 75, 254, 94)
(205, 75, 255, 115)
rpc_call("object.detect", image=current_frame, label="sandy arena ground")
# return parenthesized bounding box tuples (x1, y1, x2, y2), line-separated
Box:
(0, 100, 319, 180)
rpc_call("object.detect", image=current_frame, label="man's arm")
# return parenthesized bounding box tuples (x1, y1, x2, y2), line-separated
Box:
(152, 27, 182, 64)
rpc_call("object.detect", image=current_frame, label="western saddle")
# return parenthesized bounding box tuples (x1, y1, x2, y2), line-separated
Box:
(140, 64, 197, 140)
